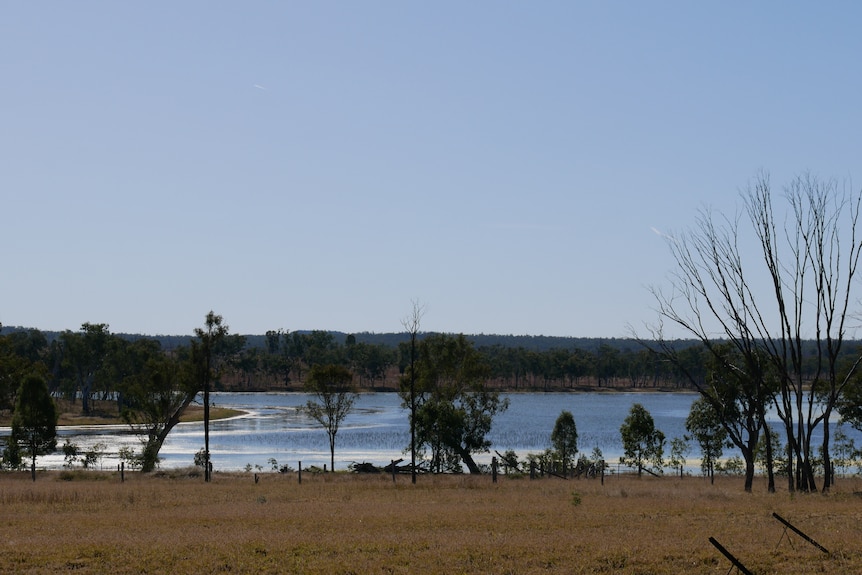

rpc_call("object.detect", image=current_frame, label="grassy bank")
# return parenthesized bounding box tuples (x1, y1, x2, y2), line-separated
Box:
(0, 399, 244, 427)
(1, 472, 860, 574)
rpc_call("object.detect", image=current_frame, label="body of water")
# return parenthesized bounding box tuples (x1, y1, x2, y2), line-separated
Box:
(11, 391, 861, 474)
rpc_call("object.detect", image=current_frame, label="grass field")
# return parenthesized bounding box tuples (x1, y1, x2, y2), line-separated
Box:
(1, 470, 860, 574)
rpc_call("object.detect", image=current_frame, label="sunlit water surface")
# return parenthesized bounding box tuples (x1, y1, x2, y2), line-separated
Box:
(12, 391, 861, 474)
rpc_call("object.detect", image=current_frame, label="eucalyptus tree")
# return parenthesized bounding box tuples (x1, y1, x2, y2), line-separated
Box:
(401, 300, 424, 483)
(751, 176, 862, 492)
(303, 364, 357, 472)
(119, 340, 198, 472)
(685, 396, 728, 484)
(10, 374, 58, 481)
(401, 332, 508, 474)
(60, 323, 111, 415)
(551, 410, 578, 472)
(193, 311, 229, 482)
(657, 340, 773, 492)
(348, 341, 395, 387)
(620, 403, 664, 477)
(648, 172, 862, 492)
(0, 329, 48, 412)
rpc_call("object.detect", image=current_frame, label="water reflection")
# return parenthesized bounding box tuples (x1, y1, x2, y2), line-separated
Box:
(13, 391, 861, 473)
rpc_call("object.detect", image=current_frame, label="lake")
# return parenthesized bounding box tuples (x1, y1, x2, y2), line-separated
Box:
(24, 391, 862, 473)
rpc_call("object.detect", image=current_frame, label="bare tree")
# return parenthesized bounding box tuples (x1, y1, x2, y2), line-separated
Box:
(747, 174, 862, 492)
(644, 203, 777, 492)
(647, 172, 862, 493)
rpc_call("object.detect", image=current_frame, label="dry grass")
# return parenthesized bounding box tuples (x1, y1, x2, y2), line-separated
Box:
(1, 471, 861, 574)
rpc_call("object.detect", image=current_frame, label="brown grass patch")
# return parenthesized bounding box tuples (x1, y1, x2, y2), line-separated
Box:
(1, 472, 860, 574)
(0, 400, 244, 427)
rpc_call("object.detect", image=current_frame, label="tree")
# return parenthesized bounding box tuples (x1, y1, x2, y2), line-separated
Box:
(697, 344, 773, 492)
(620, 403, 664, 477)
(119, 341, 199, 472)
(648, 172, 862, 492)
(193, 311, 229, 482)
(838, 374, 862, 433)
(667, 436, 689, 477)
(401, 300, 425, 483)
(0, 329, 47, 412)
(685, 397, 727, 484)
(10, 374, 58, 481)
(401, 333, 508, 474)
(60, 323, 110, 415)
(303, 364, 358, 471)
(551, 410, 578, 473)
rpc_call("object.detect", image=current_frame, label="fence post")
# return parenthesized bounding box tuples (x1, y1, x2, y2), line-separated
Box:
(120, 461, 124, 483)
(492, 457, 498, 484)
(391, 460, 396, 483)
(298, 461, 302, 485)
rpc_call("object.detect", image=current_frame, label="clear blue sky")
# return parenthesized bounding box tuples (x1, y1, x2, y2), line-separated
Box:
(2, 3, 860, 338)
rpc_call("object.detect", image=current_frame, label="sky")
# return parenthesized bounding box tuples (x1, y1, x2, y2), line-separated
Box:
(2, 2, 861, 339)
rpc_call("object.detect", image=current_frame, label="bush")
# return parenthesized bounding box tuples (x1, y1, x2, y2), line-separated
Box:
(62, 440, 79, 468)
(715, 456, 744, 476)
(118, 446, 143, 470)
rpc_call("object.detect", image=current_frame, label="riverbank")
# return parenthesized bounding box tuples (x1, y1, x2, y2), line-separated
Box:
(0, 398, 245, 428)
(0, 472, 858, 574)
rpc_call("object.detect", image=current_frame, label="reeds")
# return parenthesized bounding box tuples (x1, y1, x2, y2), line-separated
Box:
(1, 471, 860, 574)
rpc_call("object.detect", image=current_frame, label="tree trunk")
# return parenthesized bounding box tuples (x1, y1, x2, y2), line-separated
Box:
(762, 420, 776, 493)
(822, 412, 833, 492)
(140, 436, 163, 473)
(742, 453, 754, 493)
(740, 435, 757, 493)
(783, 418, 796, 493)
(140, 393, 197, 473)
(456, 446, 482, 474)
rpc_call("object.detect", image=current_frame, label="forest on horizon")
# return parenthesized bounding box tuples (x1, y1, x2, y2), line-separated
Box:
(2, 324, 854, 394)
(1, 324, 682, 352)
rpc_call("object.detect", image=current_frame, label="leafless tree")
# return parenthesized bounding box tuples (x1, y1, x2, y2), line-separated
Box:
(647, 172, 862, 493)
(747, 174, 862, 492)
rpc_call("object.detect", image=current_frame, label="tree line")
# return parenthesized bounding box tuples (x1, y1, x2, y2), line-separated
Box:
(3, 314, 862, 488)
(4, 323, 854, 397)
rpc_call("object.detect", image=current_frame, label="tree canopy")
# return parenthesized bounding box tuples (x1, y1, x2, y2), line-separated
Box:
(551, 410, 578, 470)
(401, 333, 508, 474)
(620, 403, 664, 477)
(9, 374, 57, 480)
(303, 364, 357, 472)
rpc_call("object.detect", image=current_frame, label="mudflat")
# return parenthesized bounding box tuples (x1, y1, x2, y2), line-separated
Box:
(0, 471, 859, 574)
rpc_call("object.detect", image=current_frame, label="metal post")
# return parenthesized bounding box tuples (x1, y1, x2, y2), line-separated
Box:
(772, 513, 830, 554)
(709, 537, 753, 575)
